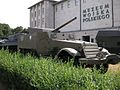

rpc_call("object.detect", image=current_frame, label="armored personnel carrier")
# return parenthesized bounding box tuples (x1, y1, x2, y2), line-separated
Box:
(0, 17, 119, 73)
(0, 33, 23, 51)
(18, 18, 120, 73)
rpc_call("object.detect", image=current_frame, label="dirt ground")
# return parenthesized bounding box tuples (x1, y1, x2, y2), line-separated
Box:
(108, 63, 120, 73)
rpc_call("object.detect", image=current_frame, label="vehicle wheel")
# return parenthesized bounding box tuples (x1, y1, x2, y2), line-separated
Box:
(57, 51, 73, 63)
(56, 51, 81, 67)
(95, 64, 109, 74)
(73, 56, 80, 67)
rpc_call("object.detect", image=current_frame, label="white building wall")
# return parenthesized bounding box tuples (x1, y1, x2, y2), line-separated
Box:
(81, 0, 113, 30)
(34, 5, 37, 27)
(44, 1, 54, 28)
(29, 0, 55, 29)
(30, 7, 35, 27)
(30, 8, 33, 27)
(81, 0, 120, 30)
(113, 0, 120, 27)
(30, 4, 41, 28)
(37, 3, 41, 28)
(55, 0, 80, 32)
(29, 0, 120, 32)
(41, 2, 45, 28)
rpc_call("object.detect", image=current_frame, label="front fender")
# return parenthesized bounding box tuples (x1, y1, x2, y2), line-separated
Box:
(56, 48, 81, 58)
(106, 54, 120, 64)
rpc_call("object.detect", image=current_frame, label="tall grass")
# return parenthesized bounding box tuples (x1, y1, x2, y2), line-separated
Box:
(0, 50, 119, 90)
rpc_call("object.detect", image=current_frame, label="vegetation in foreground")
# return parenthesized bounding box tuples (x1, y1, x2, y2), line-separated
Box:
(0, 50, 120, 90)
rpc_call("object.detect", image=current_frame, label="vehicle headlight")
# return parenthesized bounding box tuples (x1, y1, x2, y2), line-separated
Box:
(96, 52, 106, 59)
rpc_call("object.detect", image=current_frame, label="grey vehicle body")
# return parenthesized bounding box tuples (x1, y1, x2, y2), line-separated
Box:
(17, 17, 120, 73)
(18, 29, 120, 67)
(0, 17, 120, 73)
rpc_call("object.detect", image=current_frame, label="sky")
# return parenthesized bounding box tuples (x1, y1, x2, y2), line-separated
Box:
(0, 0, 59, 29)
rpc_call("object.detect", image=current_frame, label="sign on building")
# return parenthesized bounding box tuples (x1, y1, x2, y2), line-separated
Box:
(81, 0, 112, 30)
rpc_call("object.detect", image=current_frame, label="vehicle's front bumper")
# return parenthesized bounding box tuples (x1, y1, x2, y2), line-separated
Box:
(79, 54, 120, 65)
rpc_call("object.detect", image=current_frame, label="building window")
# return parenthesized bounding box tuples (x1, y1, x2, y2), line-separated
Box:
(67, 0, 70, 8)
(91, 38, 94, 43)
(61, 3, 64, 10)
(38, 6, 40, 15)
(82, 36, 90, 42)
(75, 0, 79, 6)
(56, 6, 58, 12)
(83, 0, 86, 3)
(38, 9, 40, 16)
(35, 11, 36, 17)
(42, 8, 44, 14)
(35, 21, 37, 27)
(38, 20, 40, 27)
(42, 18, 44, 25)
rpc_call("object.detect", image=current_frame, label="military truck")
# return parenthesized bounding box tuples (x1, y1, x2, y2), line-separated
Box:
(0, 33, 23, 51)
(18, 28, 120, 73)
(0, 17, 119, 73)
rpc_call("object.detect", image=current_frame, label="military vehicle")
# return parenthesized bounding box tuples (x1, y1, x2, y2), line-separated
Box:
(0, 33, 25, 52)
(17, 17, 120, 73)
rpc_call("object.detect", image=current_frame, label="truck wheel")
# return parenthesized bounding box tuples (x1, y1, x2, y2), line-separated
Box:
(95, 64, 109, 73)
(56, 51, 81, 67)
(57, 51, 80, 67)
(73, 56, 80, 67)
(56, 48, 81, 67)
(57, 51, 73, 63)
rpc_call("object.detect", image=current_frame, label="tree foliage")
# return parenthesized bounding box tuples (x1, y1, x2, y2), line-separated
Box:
(0, 23, 11, 36)
(11, 26, 28, 34)
(0, 23, 27, 37)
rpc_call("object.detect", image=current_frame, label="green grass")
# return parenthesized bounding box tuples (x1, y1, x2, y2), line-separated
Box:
(0, 50, 119, 90)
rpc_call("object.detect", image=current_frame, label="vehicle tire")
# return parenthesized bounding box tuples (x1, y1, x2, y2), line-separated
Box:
(73, 56, 80, 67)
(57, 51, 73, 63)
(95, 64, 109, 74)
(56, 51, 81, 67)
(107, 54, 120, 65)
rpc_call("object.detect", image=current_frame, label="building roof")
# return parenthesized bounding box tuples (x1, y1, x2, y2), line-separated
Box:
(28, 0, 58, 9)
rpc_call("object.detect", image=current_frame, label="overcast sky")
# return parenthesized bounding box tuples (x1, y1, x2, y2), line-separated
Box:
(0, 0, 59, 28)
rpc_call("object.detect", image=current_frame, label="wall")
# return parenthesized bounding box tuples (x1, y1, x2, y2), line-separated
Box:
(81, 0, 113, 30)
(29, 0, 55, 29)
(113, 0, 120, 27)
(44, 1, 54, 28)
(55, 0, 80, 32)
(30, 3, 43, 28)
(29, 0, 120, 32)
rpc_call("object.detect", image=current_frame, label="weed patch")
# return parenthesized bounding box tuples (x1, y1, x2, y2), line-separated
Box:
(0, 50, 119, 90)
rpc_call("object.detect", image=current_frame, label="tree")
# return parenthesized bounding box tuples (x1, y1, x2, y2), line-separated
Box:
(22, 28, 28, 33)
(12, 26, 23, 34)
(0, 23, 27, 36)
(0, 23, 11, 36)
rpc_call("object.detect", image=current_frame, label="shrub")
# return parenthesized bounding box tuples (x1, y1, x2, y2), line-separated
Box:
(0, 50, 119, 90)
